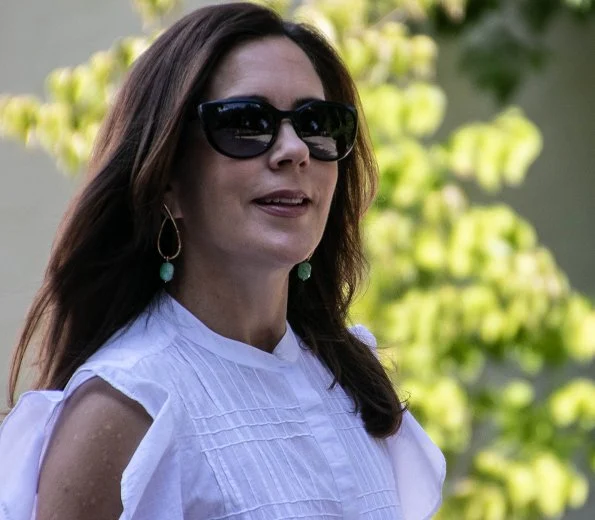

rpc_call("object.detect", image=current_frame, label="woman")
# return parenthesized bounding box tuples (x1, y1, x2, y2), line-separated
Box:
(0, 3, 445, 519)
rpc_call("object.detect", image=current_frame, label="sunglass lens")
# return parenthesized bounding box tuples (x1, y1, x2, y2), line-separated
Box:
(297, 103, 357, 161)
(206, 102, 274, 158)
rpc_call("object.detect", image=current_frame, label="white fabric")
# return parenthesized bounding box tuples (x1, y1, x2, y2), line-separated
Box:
(0, 293, 445, 519)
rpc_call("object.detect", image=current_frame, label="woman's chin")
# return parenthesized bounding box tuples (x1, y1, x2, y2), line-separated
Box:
(259, 249, 314, 273)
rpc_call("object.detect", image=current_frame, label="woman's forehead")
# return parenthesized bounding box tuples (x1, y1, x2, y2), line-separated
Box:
(205, 36, 326, 106)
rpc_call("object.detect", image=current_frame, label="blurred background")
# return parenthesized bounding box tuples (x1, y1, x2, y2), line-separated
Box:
(1, 0, 594, 518)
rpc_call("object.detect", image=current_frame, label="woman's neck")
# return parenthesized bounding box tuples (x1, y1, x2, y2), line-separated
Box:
(169, 259, 290, 353)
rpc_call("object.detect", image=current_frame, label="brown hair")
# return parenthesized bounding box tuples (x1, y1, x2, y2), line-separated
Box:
(8, 2, 405, 436)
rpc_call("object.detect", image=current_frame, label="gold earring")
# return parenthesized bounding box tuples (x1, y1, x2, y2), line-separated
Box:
(157, 203, 181, 282)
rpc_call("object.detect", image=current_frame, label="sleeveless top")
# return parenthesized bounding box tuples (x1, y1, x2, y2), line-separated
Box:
(0, 293, 445, 520)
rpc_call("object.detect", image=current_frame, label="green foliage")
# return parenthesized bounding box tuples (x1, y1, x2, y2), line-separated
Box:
(1, 0, 594, 518)
(132, 0, 183, 26)
(0, 36, 152, 172)
(427, 0, 595, 101)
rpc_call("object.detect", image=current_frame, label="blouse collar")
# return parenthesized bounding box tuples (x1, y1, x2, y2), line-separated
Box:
(156, 291, 301, 370)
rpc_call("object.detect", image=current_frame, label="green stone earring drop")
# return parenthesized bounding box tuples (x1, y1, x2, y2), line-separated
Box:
(297, 255, 313, 281)
(157, 204, 181, 283)
(160, 262, 175, 283)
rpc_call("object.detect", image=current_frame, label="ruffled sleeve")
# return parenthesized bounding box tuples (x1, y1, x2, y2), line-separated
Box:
(350, 324, 447, 520)
(0, 365, 183, 520)
(388, 412, 446, 520)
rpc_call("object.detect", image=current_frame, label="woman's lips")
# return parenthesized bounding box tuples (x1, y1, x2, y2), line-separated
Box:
(253, 189, 311, 218)
(253, 199, 311, 217)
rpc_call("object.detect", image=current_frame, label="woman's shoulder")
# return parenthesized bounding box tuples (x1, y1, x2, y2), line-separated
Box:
(0, 306, 185, 519)
(83, 299, 177, 371)
(0, 372, 183, 520)
(348, 323, 446, 519)
(67, 300, 190, 421)
(34, 377, 153, 519)
(348, 323, 377, 348)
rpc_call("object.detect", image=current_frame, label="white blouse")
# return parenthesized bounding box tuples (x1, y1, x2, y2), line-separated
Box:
(0, 293, 445, 520)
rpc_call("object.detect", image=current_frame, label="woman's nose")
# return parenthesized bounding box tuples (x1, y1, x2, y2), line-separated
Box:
(268, 119, 310, 169)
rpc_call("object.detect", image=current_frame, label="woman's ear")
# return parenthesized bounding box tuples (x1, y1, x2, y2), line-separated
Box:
(165, 125, 200, 220)
(163, 185, 184, 219)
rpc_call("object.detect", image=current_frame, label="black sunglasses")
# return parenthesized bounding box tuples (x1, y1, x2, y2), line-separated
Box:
(196, 98, 358, 161)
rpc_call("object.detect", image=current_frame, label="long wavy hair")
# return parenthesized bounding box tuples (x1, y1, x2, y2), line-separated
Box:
(7, 2, 405, 436)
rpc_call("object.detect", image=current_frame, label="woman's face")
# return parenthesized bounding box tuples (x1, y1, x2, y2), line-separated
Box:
(170, 36, 338, 276)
